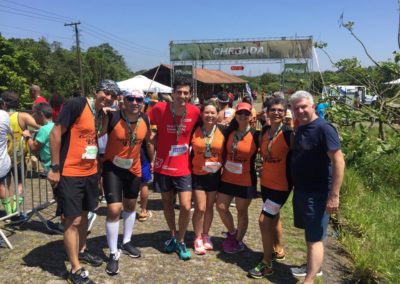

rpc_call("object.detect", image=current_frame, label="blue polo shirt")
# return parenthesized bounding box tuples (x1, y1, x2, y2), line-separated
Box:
(291, 118, 341, 193)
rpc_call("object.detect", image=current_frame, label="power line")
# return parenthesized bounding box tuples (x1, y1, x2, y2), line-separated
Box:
(0, 8, 64, 23)
(0, 23, 73, 40)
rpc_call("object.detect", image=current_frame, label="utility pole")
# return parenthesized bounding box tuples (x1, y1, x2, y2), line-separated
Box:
(65, 21, 84, 96)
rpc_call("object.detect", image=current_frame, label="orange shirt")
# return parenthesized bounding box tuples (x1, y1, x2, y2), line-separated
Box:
(104, 111, 149, 176)
(221, 129, 258, 187)
(260, 125, 292, 191)
(191, 126, 225, 175)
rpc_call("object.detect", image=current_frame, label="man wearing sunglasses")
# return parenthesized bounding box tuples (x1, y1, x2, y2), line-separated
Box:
(148, 79, 201, 260)
(48, 79, 119, 284)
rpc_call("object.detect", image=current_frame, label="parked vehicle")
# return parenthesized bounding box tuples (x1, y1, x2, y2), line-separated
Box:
(322, 85, 377, 105)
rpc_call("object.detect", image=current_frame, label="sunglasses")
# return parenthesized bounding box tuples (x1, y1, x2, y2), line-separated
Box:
(268, 108, 285, 113)
(236, 110, 251, 116)
(125, 96, 144, 103)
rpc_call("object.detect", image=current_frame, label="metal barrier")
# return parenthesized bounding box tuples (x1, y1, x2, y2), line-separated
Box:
(0, 134, 55, 249)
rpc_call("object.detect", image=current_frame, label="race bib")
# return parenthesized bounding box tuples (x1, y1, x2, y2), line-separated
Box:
(224, 109, 234, 118)
(112, 156, 133, 169)
(82, 145, 98, 160)
(262, 199, 281, 216)
(169, 144, 189, 157)
(202, 161, 222, 173)
(224, 160, 243, 174)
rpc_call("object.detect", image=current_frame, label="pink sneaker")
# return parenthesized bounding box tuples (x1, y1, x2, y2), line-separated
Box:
(194, 237, 206, 255)
(202, 234, 214, 250)
(222, 232, 236, 253)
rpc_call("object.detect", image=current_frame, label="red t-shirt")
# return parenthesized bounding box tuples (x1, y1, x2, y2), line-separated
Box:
(148, 102, 200, 176)
(33, 96, 48, 106)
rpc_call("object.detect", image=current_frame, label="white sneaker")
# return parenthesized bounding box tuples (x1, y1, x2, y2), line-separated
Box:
(291, 264, 323, 277)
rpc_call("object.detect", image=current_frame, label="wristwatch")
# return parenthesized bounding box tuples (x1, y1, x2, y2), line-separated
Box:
(51, 164, 60, 173)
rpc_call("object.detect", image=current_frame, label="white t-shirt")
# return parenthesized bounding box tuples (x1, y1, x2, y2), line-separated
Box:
(0, 110, 11, 178)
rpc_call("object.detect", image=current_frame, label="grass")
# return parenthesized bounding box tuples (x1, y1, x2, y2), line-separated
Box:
(339, 168, 400, 283)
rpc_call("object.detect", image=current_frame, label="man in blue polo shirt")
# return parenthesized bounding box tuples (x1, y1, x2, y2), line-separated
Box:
(289, 91, 345, 283)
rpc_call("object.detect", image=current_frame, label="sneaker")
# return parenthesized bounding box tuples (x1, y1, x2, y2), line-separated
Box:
(1, 198, 12, 215)
(222, 232, 236, 253)
(272, 249, 286, 261)
(202, 234, 213, 250)
(176, 241, 191, 260)
(225, 239, 245, 254)
(78, 250, 103, 267)
(46, 220, 64, 235)
(67, 267, 94, 284)
(105, 251, 120, 275)
(291, 264, 323, 277)
(87, 212, 97, 232)
(248, 261, 273, 278)
(163, 237, 177, 253)
(138, 210, 152, 222)
(194, 237, 206, 255)
(120, 242, 141, 258)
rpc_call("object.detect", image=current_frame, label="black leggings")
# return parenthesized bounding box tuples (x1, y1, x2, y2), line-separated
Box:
(102, 161, 141, 204)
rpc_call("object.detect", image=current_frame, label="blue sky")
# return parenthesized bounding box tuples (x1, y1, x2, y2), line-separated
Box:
(0, 0, 398, 76)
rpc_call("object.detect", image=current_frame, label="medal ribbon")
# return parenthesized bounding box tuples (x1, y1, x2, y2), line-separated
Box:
(170, 103, 187, 142)
(265, 124, 283, 160)
(231, 126, 251, 161)
(121, 110, 141, 147)
(202, 125, 217, 155)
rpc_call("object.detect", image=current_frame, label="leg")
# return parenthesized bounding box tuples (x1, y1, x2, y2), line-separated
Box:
(259, 213, 279, 264)
(304, 241, 324, 284)
(106, 202, 123, 254)
(177, 190, 192, 243)
(273, 215, 284, 254)
(122, 198, 137, 244)
(64, 215, 82, 272)
(78, 211, 88, 252)
(139, 182, 149, 214)
(161, 191, 176, 237)
(192, 189, 206, 238)
(216, 192, 235, 233)
(203, 191, 216, 236)
(235, 197, 252, 241)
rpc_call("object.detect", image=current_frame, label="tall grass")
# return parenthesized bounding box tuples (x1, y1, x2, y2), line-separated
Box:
(339, 168, 400, 283)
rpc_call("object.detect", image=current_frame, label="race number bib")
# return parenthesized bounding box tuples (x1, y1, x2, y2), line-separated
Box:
(224, 160, 243, 174)
(82, 145, 98, 160)
(224, 109, 234, 118)
(112, 156, 133, 169)
(262, 199, 281, 216)
(202, 161, 222, 173)
(169, 144, 189, 157)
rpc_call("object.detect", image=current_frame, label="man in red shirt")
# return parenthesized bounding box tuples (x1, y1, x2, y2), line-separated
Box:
(30, 84, 48, 107)
(148, 79, 200, 260)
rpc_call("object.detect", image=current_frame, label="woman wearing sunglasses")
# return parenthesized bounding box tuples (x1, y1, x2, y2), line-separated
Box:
(191, 101, 226, 255)
(216, 102, 259, 254)
(99, 89, 154, 275)
(248, 97, 293, 278)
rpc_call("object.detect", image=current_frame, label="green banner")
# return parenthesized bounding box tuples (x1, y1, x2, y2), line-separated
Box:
(170, 39, 313, 61)
(284, 63, 308, 74)
(173, 65, 193, 81)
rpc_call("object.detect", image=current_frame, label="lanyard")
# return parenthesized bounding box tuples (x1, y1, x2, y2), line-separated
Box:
(231, 126, 251, 161)
(202, 125, 216, 155)
(121, 110, 141, 147)
(266, 124, 283, 159)
(170, 103, 186, 142)
(90, 100, 103, 134)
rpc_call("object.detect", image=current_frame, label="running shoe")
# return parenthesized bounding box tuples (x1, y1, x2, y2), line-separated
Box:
(163, 237, 177, 253)
(105, 250, 120, 275)
(272, 249, 286, 261)
(67, 267, 94, 284)
(176, 241, 191, 260)
(46, 220, 64, 235)
(202, 234, 214, 250)
(291, 264, 323, 277)
(78, 250, 103, 267)
(194, 237, 206, 255)
(87, 212, 97, 232)
(120, 242, 141, 258)
(225, 239, 245, 254)
(248, 261, 273, 278)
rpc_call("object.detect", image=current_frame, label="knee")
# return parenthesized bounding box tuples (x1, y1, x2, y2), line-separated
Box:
(180, 203, 191, 213)
(195, 205, 206, 215)
(216, 202, 227, 214)
(66, 216, 82, 228)
(107, 208, 122, 221)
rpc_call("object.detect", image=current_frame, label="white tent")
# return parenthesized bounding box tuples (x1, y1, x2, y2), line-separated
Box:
(384, 78, 400, 85)
(117, 75, 172, 93)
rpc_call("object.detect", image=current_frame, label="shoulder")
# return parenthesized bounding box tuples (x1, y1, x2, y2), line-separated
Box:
(140, 112, 150, 128)
(187, 104, 201, 115)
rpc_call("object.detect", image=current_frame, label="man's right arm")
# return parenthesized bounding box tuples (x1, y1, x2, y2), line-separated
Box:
(47, 124, 67, 185)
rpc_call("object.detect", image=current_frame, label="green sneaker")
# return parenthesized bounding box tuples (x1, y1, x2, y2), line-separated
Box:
(163, 237, 177, 253)
(1, 198, 12, 215)
(176, 241, 191, 260)
(248, 261, 273, 278)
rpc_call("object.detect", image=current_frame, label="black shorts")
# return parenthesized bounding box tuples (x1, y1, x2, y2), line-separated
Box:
(192, 170, 221, 192)
(102, 161, 141, 204)
(154, 173, 192, 193)
(260, 186, 291, 218)
(57, 174, 99, 218)
(6, 162, 26, 184)
(218, 181, 256, 199)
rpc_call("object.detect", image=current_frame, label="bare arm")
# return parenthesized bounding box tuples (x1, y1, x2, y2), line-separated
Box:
(22, 129, 42, 153)
(47, 124, 67, 184)
(326, 149, 345, 213)
(20, 112, 40, 129)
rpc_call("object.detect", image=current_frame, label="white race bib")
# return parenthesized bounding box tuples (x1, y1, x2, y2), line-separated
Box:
(82, 145, 98, 160)
(262, 199, 281, 216)
(202, 161, 222, 173)
(169, 144, 189, 157)
(224, 160, 243, 174)
(112, 156, 133, 169)
(224, 109, 233, 118)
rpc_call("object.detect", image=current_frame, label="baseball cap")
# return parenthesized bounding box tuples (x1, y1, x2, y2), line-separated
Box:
(122, 89, 144, 98)
(236, 102, 252, 113)
(96, 79, 120, 96)
(217, 92, 229, 103)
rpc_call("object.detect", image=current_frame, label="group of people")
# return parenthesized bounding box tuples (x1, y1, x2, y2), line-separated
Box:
(0, 78, 345, 284)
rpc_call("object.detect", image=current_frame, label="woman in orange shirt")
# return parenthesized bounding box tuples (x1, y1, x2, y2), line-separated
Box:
(216, 102, 259, 254)
(248, 97, 293, 278)
(191, 102, 225, 255)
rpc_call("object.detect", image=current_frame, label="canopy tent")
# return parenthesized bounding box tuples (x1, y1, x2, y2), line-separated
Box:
(384, 78, 400, 85)
(117, 75, 172, 93)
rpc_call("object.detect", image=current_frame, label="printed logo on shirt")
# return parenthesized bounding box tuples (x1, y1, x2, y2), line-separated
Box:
(169, 144, 189, 157)
(154, 157, 163, 168)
